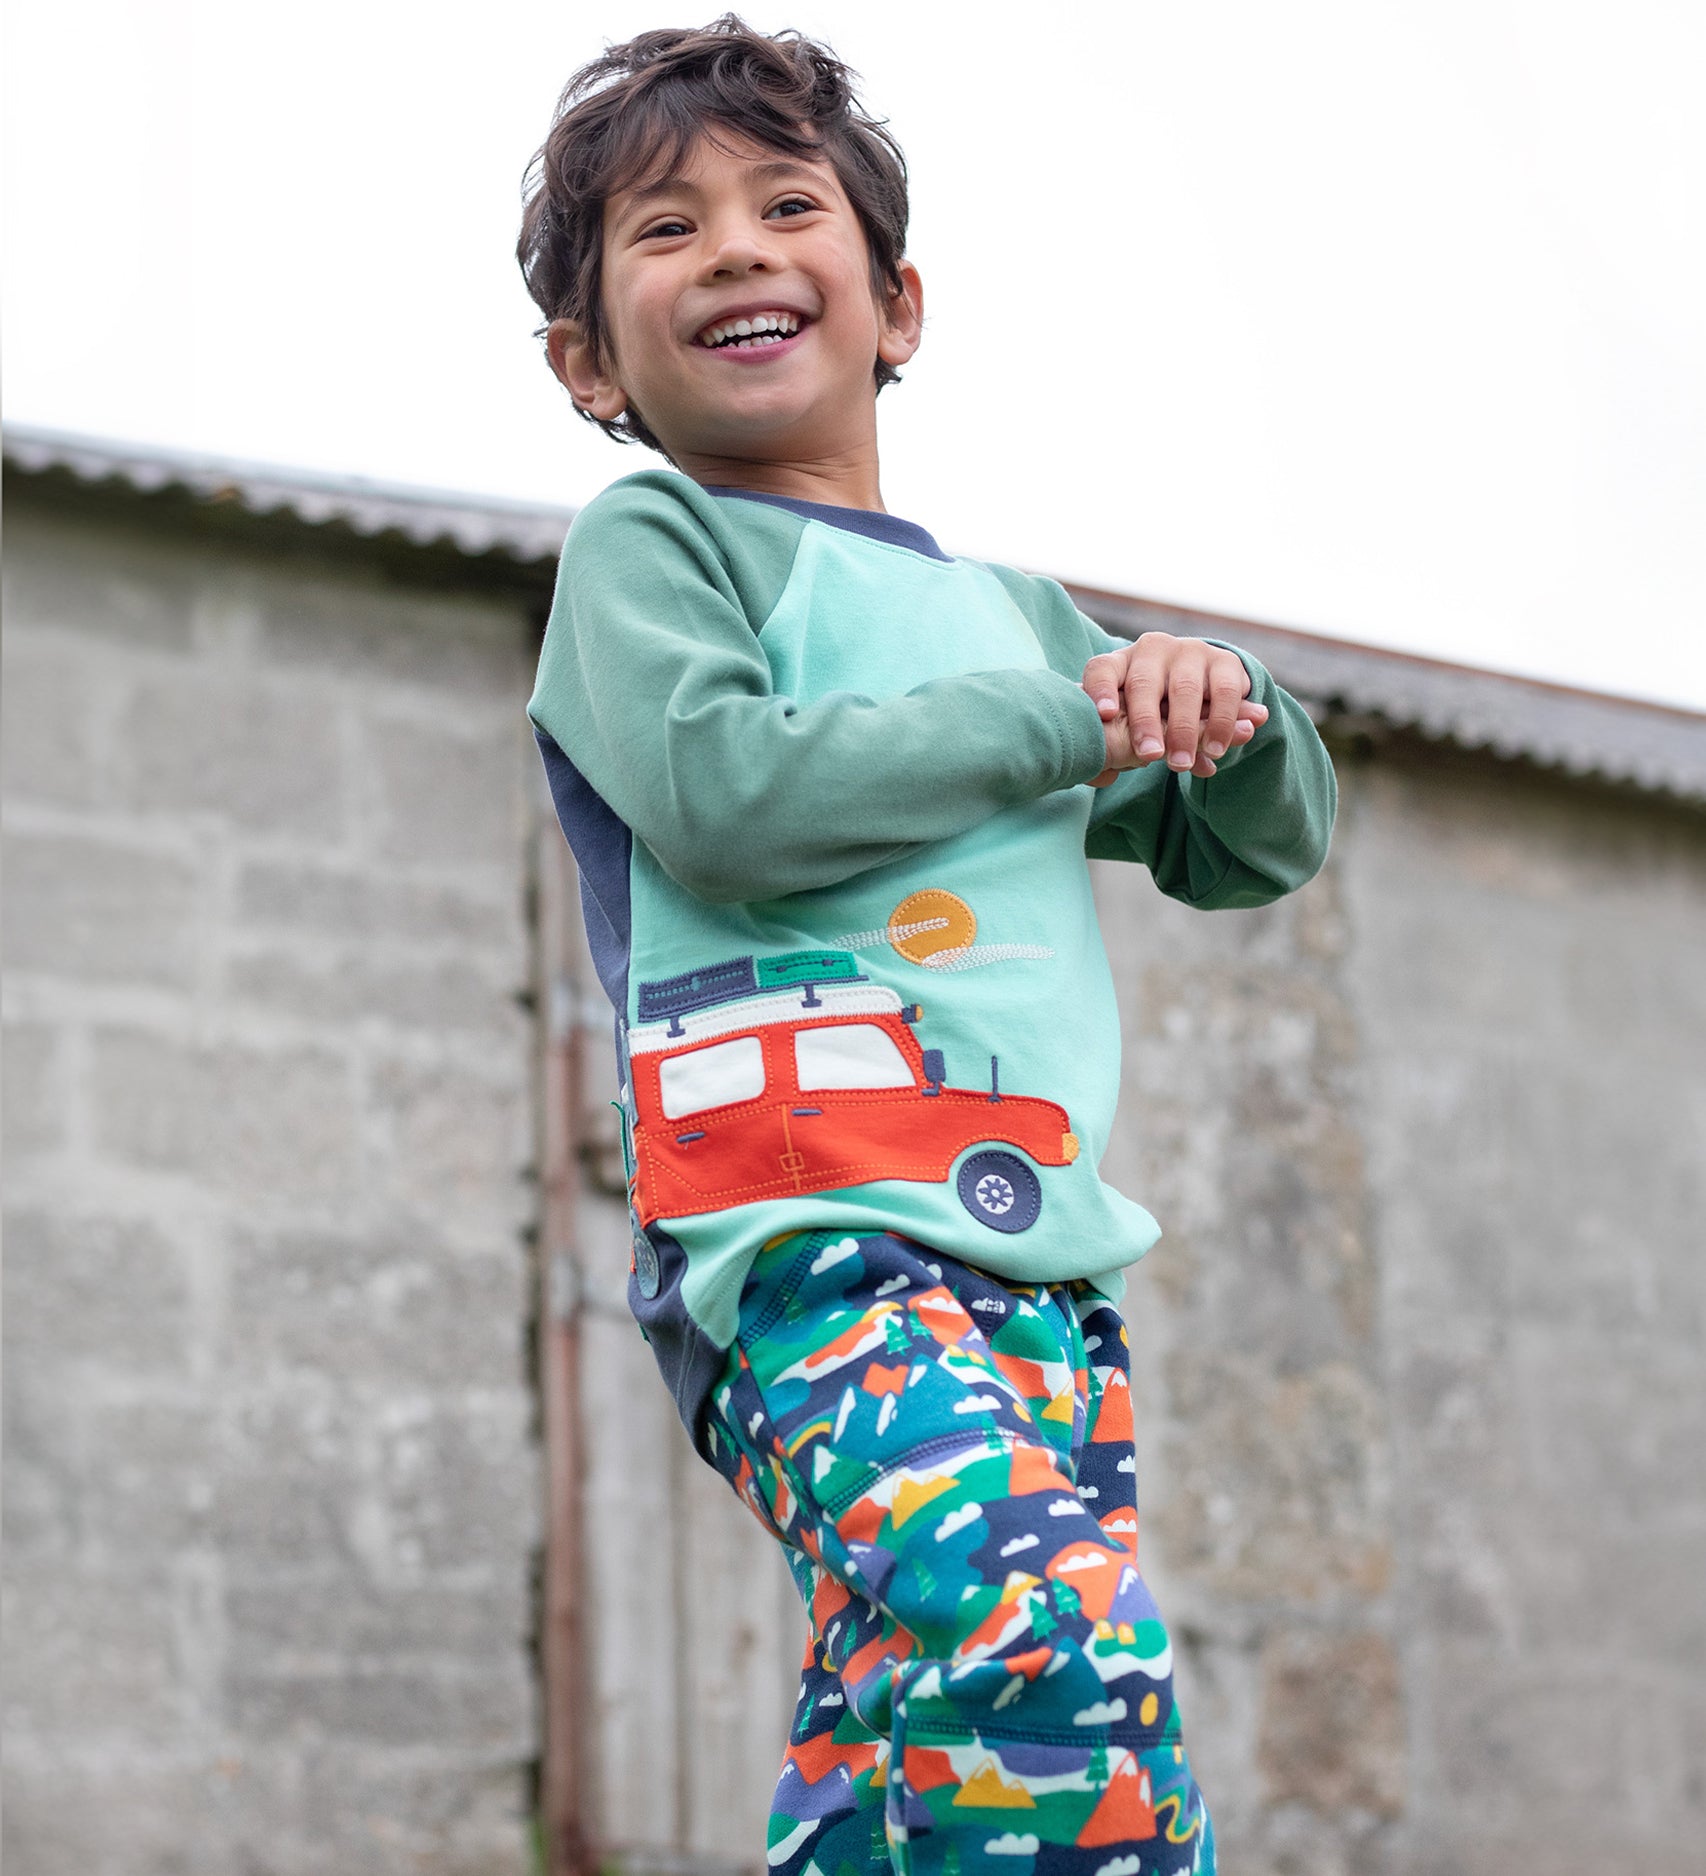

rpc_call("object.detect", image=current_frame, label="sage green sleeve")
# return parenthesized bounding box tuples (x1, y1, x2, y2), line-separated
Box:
(527, 479, 1110, 905)
(980, 564, 1336, 909)
(1081, 624, 1338, 907)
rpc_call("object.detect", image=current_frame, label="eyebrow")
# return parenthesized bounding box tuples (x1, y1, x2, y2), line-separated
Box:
(619, 157, 829, 211)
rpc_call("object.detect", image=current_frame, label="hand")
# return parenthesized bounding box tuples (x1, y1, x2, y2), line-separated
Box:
(1081, 634, 1269, 786)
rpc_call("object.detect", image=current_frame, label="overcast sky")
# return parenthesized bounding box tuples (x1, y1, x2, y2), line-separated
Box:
(6, 1, 1703, 708)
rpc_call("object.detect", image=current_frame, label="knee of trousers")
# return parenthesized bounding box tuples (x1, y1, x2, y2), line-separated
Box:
(853, 1605, 1175, 1756)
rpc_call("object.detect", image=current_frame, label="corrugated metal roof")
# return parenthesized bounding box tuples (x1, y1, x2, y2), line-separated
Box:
(3, 424, 575, 564)
(7, 423, 1704, 803)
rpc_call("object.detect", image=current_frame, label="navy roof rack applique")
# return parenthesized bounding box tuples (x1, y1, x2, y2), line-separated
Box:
(636, 949, 867, 1034)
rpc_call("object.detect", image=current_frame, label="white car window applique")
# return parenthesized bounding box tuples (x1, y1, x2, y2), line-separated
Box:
(659, 1034, 766, 1118)
(794, 1023, 914, 1092)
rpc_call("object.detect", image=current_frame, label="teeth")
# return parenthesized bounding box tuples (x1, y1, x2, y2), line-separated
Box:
(697, 310, 801, 346)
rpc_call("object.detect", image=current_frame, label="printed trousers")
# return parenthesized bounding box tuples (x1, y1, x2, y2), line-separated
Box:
(703, 1229, 1214, 1876)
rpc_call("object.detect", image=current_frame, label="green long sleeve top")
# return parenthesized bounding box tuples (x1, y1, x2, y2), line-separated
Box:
(529, 469, 1336, 1439)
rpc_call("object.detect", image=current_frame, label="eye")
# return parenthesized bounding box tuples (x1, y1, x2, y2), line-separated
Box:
(766, 195, 818, 220)
(640, 217, 691, 241)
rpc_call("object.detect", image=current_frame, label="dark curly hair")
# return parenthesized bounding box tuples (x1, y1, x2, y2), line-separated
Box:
(517, 14, 911, 455)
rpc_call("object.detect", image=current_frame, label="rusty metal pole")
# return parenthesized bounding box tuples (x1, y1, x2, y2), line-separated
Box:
(535, 820, 596, 1876)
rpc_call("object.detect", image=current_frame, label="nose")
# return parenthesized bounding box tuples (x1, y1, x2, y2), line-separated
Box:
(701, 216, 782, 281)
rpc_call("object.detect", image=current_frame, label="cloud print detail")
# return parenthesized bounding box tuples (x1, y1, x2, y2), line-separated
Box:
(1073, 1698, 1128, 1725)
(985, 1835, 1040, 1856)
(935, 1502, 982, 1541)
(809, 1238, 860, 1274)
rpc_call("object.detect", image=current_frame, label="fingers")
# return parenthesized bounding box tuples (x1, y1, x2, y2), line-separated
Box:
(1082, 636, 1270, 783)
(1200, 649, 1249, 762)
(1099, 694, 1135, 777)
(1163, 655, 1206, 772)
(1081, 650, 1129, 723)
(1122, 640, 1168, 762)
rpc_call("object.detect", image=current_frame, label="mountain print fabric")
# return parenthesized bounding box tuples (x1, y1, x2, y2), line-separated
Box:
(704, 1230, 1213, 1876)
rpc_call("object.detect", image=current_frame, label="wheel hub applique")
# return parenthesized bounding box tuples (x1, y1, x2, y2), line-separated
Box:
(956, 1150, 1043, 1233)
(975, 1173, 1016, 1214)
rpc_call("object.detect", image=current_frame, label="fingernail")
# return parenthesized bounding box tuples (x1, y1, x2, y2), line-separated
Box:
(1139, 738, 1165, 758)
(1168, 751, 1192, 770)
(1205, 740, 1226, 759)
(1096, 697, 1118, 718)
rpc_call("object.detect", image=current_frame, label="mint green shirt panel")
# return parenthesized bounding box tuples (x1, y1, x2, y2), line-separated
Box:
(528, 473, 1110, 908)
(755, 520, 1049, 698)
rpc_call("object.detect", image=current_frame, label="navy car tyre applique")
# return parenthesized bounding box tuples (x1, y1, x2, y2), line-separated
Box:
(632, 1226, 662, 1298)
(956, 1150, 1042, 1232)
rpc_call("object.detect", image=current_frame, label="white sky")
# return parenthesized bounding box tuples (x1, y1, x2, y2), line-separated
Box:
(6, 1, 1703, 708)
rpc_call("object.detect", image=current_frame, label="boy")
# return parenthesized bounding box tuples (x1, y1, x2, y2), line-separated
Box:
(519, 19, 1335, 1876)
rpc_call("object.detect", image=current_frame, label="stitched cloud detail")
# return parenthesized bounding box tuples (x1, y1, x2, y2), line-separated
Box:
(832, 916, 950, 950)
(915, 943, 1055, 972)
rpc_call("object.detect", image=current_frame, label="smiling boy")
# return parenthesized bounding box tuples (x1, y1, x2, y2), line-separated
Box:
(519, 18, 1335, 1876)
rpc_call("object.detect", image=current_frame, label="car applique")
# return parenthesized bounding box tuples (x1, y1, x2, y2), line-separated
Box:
(624, 949, 1078, 1232)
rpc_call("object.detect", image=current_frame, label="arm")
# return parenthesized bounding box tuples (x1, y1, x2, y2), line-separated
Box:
(1083, 626, 1338, 908)
(977, 564, 1336, 908)
(528, 479, 1110, 904)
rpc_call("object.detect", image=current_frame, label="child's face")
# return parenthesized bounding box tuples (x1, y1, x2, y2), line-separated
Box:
(549, 129, 922, 472)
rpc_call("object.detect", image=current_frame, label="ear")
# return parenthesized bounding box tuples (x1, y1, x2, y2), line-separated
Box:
(546, 317, 628, 422)
(876, 259, 925, 370)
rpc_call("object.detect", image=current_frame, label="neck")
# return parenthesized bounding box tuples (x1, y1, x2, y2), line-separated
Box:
(678, 439, 887, 514)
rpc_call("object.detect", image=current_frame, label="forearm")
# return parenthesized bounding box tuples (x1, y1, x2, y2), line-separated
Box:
(542, 663, 1107, 904)
(530, 508, 1109, 903)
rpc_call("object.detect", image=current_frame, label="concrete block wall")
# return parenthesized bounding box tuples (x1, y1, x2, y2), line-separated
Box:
(1333, 758, 1706, 1874)
(2, 500, 544, 1875)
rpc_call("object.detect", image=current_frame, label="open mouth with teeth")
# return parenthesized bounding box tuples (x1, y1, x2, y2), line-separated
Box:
(695, 310, 804, 350)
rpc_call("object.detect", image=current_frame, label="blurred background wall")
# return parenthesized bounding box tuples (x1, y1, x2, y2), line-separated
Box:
(2, 439, 547, 1872)
(3, 431, 1703, 1876)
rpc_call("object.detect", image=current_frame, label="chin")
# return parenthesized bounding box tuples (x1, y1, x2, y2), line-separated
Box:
(693, 405, 823, 457)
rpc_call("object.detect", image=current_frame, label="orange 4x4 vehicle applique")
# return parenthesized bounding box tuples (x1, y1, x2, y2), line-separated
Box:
(625, 949, 1079, 1234)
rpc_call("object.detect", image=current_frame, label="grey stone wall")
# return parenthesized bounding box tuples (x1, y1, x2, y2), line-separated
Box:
(2, 499, 543, 1875)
